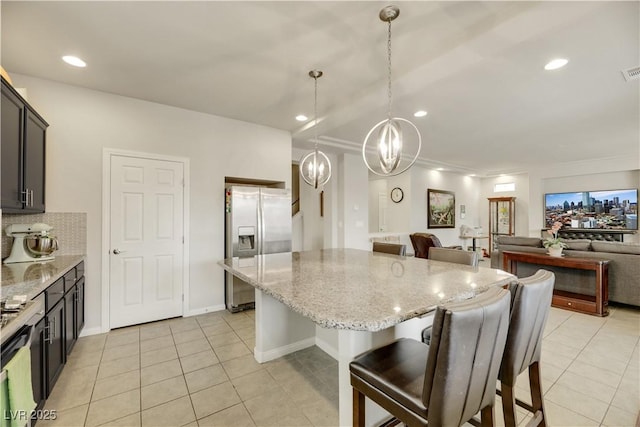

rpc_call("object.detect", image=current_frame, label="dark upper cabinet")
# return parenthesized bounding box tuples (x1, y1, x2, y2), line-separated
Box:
(24, 109, 47, 212)
(1, 80, 24, 210)
(1, 76, 48, 213)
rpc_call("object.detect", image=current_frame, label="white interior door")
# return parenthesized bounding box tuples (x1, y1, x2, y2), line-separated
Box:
(109, 155, 184, 328)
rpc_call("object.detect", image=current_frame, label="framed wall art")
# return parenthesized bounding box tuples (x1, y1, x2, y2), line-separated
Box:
(427, 188, 455, 228)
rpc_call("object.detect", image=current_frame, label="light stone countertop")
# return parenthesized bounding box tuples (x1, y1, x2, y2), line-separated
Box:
(219, 248, 516, 331)
(1, 255, 85, 301)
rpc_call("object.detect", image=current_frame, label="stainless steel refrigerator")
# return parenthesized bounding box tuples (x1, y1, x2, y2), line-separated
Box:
(224, 185, 292, 312)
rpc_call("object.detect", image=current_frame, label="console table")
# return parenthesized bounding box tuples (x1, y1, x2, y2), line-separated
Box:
(502, 250, 610, 317)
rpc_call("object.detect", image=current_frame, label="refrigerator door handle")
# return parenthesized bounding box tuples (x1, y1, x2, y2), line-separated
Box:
(258, 190, 264, 254)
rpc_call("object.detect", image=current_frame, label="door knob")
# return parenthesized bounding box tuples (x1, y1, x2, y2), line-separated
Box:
(113, 249, 126, 254)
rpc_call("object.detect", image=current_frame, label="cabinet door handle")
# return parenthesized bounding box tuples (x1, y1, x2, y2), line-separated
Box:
(51, 317, 56, 339)
(45, 323, 52, 344)
(22, 190, 29, 205)
(30, 189, 34, 207)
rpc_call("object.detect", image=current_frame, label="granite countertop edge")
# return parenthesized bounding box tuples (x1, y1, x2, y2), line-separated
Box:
(218, 259, 515, 332)
(1, 255, 86, 301)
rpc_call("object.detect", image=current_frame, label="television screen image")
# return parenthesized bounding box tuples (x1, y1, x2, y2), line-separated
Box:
(544, 188, 638, 230)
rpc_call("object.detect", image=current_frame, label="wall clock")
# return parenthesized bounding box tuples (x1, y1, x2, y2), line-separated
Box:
(390, 187, 404, 203)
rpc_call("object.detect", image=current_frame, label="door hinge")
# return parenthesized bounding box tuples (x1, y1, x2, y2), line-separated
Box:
(182, 236, 184, 244)
(182, 294, 184, 302)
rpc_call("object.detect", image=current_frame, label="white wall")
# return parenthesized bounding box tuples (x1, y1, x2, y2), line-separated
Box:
(383, 172, 412, 233)
(337, 153, 369, 249)
(368, 178, 387, 233)
(12, 74, 291, 333)
(291, 148, 338, 250)
(480, 173, 531, 238)
(409, 168, 482, 247)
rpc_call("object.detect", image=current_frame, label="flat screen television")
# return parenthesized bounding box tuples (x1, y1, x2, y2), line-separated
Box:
(544, 188, 638, 230)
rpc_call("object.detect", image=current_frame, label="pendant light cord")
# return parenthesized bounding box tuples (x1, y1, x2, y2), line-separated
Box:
(387, 19, 393, 121)
(314, 74, 319, 149)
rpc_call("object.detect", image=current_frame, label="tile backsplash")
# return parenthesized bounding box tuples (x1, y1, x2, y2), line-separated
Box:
(1, 212, 87, 259)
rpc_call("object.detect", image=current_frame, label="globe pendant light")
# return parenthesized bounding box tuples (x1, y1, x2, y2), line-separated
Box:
(363, 5, 422, 177)
(300, 70, 331, 189)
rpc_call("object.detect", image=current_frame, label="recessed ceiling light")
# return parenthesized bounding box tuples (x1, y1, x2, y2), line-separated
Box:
(295, 114, 308, 122)
(414, 110, 428, 118)
(468, 174, 476, 177)
(436, 168, 444, 171)
(62, 55, 87, 68)
(544, 58, 568, 71)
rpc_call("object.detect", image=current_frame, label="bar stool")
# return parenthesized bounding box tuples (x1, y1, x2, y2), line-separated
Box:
(421, 247, 479, 344)
(372, 242, 407, 256)
(498, 269, 554, 427)
(350, 286, 511, 427)
(428, 247, 479, 267)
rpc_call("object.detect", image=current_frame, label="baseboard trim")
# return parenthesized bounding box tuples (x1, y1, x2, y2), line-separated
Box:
(254, 337, 316, 363)
(79, 326, 104, 337)
(185, 304, 226, 317)
(315, 335, 339, 360)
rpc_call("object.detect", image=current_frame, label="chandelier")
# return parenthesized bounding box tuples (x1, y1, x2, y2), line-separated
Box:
(362, 5, 422, 177)
(300, 70, 331, 189)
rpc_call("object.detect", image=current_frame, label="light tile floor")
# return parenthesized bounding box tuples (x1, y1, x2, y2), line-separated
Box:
(39, 305, 639, 427)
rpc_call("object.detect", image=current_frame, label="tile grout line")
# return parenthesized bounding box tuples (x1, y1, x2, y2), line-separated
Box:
(542, 309, 634, 426)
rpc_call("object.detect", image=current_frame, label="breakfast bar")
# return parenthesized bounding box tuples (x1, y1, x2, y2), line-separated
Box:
(219, 248, 515, 426)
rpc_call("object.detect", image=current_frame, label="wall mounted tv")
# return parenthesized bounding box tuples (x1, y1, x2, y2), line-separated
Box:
(544, 188, 638, 230)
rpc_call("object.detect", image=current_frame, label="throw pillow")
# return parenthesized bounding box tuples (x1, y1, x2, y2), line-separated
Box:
(498, 236, 542, 247)
(591, 241, 640, 255)
(560, 239, 592, 251)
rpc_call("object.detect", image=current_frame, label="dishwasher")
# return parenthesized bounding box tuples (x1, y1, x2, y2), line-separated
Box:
(1, 304, 44, 427)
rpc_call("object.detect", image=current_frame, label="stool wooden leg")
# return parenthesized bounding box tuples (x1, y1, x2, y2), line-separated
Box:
(353, 388, 365, 427)
(501, 383, 518, 427)
(528, 362, 547, 427)
(480, 405, 495, 427)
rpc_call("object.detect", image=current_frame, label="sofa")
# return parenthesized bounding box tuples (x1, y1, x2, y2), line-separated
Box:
(491, 236, 640, 307)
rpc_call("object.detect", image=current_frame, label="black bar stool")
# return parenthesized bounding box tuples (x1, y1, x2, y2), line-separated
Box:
(350, 286, 511, 427)
(498, 269, 555, 427)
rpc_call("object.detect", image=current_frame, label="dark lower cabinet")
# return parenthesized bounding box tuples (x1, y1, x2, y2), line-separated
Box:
(76, 277, 85, 333)
(30, 317, 47, 411)
(64, 278, 85, 355)
(46, 298, 65, 396)
(30, 260, 85, 410)
(64, 287, 76, 355)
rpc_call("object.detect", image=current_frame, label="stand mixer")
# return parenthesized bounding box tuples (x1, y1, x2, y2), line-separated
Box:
(4, 223, 59, 264)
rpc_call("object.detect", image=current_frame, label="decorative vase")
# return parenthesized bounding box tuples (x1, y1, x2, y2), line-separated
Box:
(548, 247, 563, 257)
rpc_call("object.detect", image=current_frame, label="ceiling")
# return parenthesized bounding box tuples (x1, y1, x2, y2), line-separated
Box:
(2, 1, 639, 176)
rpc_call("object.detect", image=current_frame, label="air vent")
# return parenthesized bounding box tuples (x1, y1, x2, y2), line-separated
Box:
(621, 66, 640, 82)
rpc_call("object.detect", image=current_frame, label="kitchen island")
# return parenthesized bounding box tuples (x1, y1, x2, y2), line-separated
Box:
(219, 249, 515, 426)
